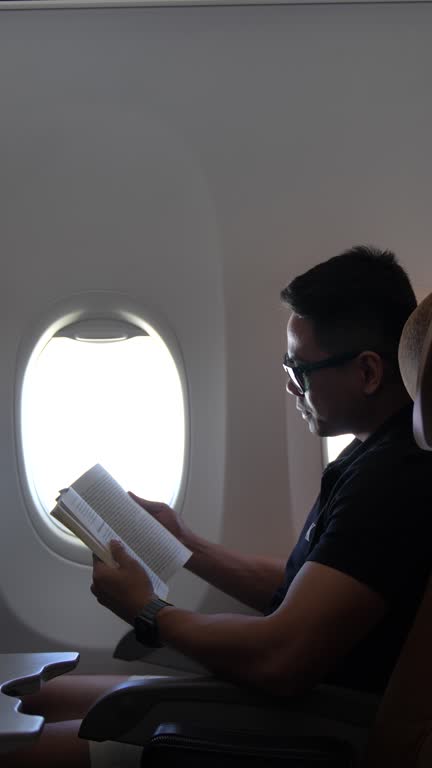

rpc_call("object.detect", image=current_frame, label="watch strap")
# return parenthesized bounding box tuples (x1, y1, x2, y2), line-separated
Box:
(134, 597, 172, 647)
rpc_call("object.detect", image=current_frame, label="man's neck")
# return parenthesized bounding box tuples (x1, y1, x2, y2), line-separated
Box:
(354, 390, 412, 442)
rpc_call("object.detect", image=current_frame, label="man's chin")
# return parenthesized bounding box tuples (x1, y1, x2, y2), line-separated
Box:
(306, 416, 328, 436)
(299, 409, 329, 436)
(301, 410, 351, 438)
(300, 411, 320, 434)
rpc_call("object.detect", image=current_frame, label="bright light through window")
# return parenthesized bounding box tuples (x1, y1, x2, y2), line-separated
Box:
(22, 329, 185, 521)
(323, 433, 354, 465)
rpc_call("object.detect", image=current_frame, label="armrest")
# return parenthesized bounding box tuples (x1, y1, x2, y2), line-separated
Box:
(144, 722, 356, 766)
(0, 652, 80, 753)
(79, 673, 379, 758)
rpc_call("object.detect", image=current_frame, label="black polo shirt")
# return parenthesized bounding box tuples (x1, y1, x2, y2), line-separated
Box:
(268, 405, 432, 693)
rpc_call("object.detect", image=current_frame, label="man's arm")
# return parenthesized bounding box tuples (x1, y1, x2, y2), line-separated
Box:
(156, 560, 387, 695)
(92, 545, 387, 696)
(129, 494, 285, 612)
(181, 530, 286, 612)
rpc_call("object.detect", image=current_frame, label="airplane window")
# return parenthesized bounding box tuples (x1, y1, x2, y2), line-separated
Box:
(21, 319, 186, 535)
(322, 433, 354, 466)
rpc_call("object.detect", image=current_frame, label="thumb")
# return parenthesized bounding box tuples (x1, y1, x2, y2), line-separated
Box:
(128, 491, 151, 508)
(128, 491, 159, 514)
(109, 539, 136, 567)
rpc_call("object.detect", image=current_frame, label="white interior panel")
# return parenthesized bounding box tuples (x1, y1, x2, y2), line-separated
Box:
(1, 2, 431, 670)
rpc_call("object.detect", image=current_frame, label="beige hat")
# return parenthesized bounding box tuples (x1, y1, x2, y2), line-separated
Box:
(398, 292, 432, 450)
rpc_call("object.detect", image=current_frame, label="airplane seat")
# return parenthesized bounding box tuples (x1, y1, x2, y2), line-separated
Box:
(79, 671, 378, 766)
(78, 293, 432, 768)
(364, 292, 432, 767)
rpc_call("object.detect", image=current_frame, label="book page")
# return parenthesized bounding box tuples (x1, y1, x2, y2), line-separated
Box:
(52, 499, 117, 567)
(53, 489, 168, 599)
(70, 465, 191, 582)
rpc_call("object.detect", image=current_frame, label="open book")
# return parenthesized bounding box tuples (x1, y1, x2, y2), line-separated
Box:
(51, 464, 191, 599)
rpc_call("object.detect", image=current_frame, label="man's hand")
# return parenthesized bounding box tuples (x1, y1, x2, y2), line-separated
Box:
(91, 541, 155, 625)
(128, 492, 189, 543)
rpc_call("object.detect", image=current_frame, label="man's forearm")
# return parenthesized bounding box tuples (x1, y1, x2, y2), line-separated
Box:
(156, 605, 282, 691)
(180, 530, 286, 612)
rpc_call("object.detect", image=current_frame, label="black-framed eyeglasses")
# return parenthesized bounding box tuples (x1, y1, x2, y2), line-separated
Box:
(282, 351, 360, 395)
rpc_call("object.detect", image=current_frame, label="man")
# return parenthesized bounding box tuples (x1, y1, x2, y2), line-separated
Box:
(10, 245, 432, 767)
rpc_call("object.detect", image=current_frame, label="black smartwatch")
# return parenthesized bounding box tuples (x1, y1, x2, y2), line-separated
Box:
(134, 597, 173, 647)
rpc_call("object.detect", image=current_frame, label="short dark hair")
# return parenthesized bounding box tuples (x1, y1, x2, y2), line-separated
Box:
(281, 245, 417, 358)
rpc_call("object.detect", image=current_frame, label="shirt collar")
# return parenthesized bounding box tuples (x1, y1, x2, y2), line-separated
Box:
(325, 403, 414, 475)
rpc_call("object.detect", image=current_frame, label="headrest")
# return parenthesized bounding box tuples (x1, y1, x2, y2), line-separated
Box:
(398, 293, 432, 450)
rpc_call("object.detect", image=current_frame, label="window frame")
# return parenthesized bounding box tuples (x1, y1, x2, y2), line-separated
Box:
(15, 290, 190, 566)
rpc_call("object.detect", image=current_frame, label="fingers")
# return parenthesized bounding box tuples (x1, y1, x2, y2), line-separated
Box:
(109, 539, 130, 565)
(91, 544, 126, 601)
(91, 541, 135, 574)
(128, 492, 166, 516)
(128, 491, 149, 505)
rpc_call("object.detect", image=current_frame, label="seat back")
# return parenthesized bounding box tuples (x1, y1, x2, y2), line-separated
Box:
(366, 292, 432, 767)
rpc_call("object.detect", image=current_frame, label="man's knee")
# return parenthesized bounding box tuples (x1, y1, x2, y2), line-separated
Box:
(20, 674, 128, 721)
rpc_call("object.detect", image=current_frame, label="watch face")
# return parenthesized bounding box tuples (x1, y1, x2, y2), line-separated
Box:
(134, 614, 160, 647)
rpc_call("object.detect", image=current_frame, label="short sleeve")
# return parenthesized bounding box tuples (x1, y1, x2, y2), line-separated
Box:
(308, 454, 432, 603)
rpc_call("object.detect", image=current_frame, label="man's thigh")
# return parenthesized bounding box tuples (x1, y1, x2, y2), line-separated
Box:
(5, 720, 90, 768)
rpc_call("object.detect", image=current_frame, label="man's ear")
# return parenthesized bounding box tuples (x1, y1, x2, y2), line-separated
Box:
(357, 351, 384, 395)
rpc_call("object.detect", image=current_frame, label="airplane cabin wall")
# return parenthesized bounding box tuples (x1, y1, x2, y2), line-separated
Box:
(0, 1, 431, 672)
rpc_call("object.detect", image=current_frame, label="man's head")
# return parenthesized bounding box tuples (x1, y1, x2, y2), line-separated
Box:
(281, 245, 417, 438)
